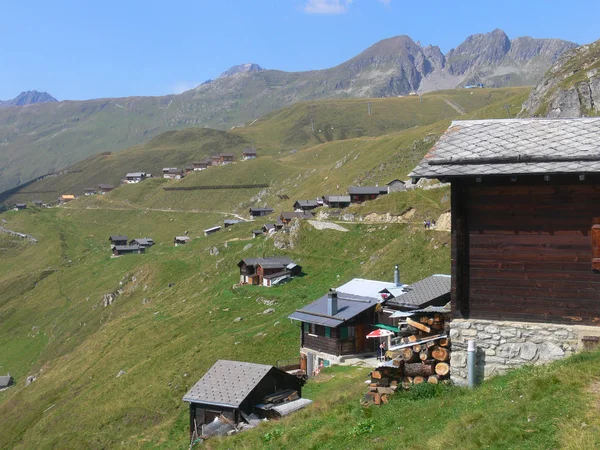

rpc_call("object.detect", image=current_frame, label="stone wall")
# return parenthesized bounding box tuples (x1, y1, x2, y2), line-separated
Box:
(448, 319, 600, 385)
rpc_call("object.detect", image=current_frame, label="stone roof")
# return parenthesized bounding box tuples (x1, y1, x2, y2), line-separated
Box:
(0, 376, 12, 388)
(348, 186, 381, 195)
(182, 360, 273, 407)
(384, 274, 451, 309)
(410, 118, 600, 178)
(109, 235, 128, 241)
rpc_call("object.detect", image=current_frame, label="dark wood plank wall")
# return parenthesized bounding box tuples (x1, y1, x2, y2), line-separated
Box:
(453, 177, 600, 325)
(302, 331, 339, 355)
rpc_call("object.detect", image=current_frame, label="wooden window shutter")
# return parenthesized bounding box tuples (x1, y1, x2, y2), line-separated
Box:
(325, 327, 331, 338)
(592, 224, 600, 271)
(340, 326, 348, 339)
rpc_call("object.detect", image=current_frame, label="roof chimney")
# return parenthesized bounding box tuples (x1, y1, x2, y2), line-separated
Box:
(327, 288, 338, 316)
(394, 265, 401, 287)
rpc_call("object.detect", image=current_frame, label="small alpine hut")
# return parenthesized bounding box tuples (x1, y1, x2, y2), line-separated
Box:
(183, 360, 308, 436)
(410, 118, 600, 384)
(112, 245, 145, 256)
(109, 235, 128, 247)
(237, 257, 301, 286)
(129, 238, 154, 248)
(249, 207, 274, 217)
(348, 186, 384, 203)
(14, 203, 27, 210)
(98, 184, 115, 194)
(322, 195, 351, 208)
(293, 200, 319, 212)
(242, 148, 258, 160)
(174, 236, 192, 246)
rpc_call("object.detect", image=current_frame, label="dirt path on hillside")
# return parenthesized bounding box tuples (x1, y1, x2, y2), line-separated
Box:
(443, 98, 467, 115)
(62, 205, 252, 221)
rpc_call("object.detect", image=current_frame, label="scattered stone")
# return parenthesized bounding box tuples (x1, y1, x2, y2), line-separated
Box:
(263, 308, 275, 314)
(183, 373, 189, 378)
(209, 247, 219, 256)
(307, 220, 348, 232)
(26, 376, 36, 385)
(142, 298, 150, 304)
(243, 244, 253, 251)
(116, 370, 126, 378)
(222, 308, 230, 312)
(234, 342, 241, 345)
(234, 317, 243, 322)
(273, 321, 280, 326)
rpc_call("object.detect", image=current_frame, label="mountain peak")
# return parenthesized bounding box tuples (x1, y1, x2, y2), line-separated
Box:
(0, 90, 58, 108)
(219, 63, 264, 79)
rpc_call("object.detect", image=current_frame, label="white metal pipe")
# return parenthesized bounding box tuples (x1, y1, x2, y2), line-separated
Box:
(467, 339, 476, 388)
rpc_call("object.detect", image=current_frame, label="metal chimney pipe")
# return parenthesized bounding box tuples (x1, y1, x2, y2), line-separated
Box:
(394, 265, 400, 287)
(327, 288, 338, 316)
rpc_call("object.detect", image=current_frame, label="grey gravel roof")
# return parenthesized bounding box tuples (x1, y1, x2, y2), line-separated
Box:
(410, 118, 600, 178)
(294, 200, 319, 208)
(0, 376, 12, 388)
(348, 186, 382, 195)
(384, 274, 451, 309)
(323, 195, 351, 203)
(182, 360, 273, 407)
(289, 293, 378, 327)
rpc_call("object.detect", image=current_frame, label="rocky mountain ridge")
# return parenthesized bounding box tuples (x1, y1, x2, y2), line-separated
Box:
(0, 29, 576, 193)
(521, 39, 600, 117)
(0, 90, 57, 108)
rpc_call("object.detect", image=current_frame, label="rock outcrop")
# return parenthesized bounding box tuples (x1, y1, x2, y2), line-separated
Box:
(521, 39, 600, 117)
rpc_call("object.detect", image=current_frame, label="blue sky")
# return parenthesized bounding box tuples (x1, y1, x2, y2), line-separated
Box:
(2, 0, 598, 101)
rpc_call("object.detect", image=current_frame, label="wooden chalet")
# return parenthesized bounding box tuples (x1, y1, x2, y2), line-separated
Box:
(386, 179, 406, 193)
(32, 200, 43, 207)
(249, 207, 274, 217)
(14, 203, 27, 210)
(290, 274, 451, 365)
(183, 360, 307, 436)
(280, 211, 314, 225)
(59, 194, 75, 204)
(252, 229, 264, 238)
(129, 238, 154, 248)
(237, 257, 301, 287)
(192, 159, 211, 171)
(348, 186, 386, 203)
(293, 200, 319, 212)
(112, 245, 145, 256)
(242, 148, 258, 160)
(219, 153, 235, 164)
(204, 226, 221, 236)
(109, 235, 128, 247)
(163, 168, 184, 180)
(224, 219, 243, 228)
(84, 188, 96, 196)
(174, 236, 192, 246)
(98, 184, 115, 194)
(125, 172, 147, 183)
(410, 118, 600, 381)
(210, 155, 222, 166)
(322, 195, 351, 208)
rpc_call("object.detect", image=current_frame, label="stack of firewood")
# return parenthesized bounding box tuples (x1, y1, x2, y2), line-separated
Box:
(364, 313, 451, 405)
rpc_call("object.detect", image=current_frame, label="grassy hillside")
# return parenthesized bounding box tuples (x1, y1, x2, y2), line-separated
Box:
(210, 352, 600, 449)
(1, 88, 529, 206)
(0, 87, 528, 198)
(1, 87, 570, 449)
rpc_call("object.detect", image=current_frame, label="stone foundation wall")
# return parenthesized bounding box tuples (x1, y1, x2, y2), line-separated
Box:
(448, 319, 600, 385)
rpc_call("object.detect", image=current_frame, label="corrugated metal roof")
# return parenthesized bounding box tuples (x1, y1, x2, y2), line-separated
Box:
(385, 274, 451, 309)
(410, 118, 600, 178)
(288, 292, 377, 327)
(337, 278, 397, 300)
(182, 360, 272, 406)
(270, 398, 313, 416)
(348, 186, 381, 195)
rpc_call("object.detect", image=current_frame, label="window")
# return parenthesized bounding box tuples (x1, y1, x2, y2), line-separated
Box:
(593, 224, 600, 271)
(340, 326, 355, 340)
(305, 323, 317, 335)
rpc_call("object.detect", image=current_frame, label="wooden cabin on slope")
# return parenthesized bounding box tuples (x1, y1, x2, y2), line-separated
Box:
(182, 360, 307, 437)
(109, 235, 128, 247)
(293, 200, 319, 212)
(242, 148, 258, 160)
(410, 118, 600, 384)
(249, 207, 274, 217)
(98, 184, 115, 194)
(347, 186, 386, 203)
(322, 195, 351, 208)
(238, 257, 301, 286)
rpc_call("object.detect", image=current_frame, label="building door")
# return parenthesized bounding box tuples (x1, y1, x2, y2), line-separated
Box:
(355, 324, 365, 352)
